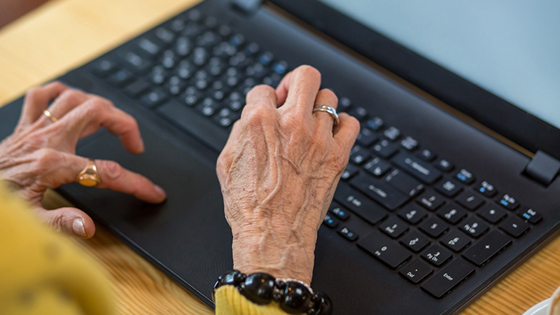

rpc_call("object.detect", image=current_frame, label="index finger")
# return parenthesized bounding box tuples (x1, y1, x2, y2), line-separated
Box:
(276, 65, 322, 115)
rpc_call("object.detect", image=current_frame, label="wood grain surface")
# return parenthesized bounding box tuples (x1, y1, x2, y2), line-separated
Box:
(1, 0, 559, 314)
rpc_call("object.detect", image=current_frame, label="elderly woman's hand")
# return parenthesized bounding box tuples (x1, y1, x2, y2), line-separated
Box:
(0, 82, 166, 238)
(216, 66, 360, 284)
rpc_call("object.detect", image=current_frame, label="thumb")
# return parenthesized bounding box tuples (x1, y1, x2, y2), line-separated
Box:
(33, 207, 96, 238)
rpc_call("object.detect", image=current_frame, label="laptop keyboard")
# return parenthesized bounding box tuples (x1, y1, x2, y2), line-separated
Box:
(88, 8, 544, 300)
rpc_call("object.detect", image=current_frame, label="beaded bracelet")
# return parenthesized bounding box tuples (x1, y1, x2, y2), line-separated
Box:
(212, 270, 332, 315)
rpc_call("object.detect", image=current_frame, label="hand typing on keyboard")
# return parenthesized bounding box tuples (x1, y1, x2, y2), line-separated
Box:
(0, 82, 167, 238)
(216, 65, 360, 284)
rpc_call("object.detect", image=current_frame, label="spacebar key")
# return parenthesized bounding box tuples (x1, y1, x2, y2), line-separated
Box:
(156, 100, 228, 152)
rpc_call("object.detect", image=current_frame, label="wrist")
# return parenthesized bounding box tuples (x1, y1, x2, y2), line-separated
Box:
(231, 226, 316, 284)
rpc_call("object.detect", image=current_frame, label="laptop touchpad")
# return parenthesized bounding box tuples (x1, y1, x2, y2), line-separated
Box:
(59, 124, 232, 302)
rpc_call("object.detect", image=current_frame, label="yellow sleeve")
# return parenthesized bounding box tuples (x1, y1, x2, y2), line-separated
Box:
(0, 184, 115, 315)
(215, 285, 289, 315)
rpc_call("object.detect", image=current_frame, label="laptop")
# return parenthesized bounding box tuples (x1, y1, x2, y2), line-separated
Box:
(1, 0, 560, 314)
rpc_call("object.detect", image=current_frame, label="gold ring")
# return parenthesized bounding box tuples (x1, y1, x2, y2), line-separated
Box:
(43, 109, 58, 123)
(312, 104, 339, 126)
(76, 159, 101, 187)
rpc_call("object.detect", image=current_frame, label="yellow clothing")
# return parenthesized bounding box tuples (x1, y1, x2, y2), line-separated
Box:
(0, 184, 288, 314)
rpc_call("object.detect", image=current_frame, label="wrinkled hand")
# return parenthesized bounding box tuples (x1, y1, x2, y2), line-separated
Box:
(217, 66, 360, 284)
(0, 82, 166, 238)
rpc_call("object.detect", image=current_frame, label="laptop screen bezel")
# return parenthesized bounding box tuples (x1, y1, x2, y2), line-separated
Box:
(268, 0, 560, 161)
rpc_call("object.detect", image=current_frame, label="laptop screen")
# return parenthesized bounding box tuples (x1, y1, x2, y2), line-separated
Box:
(319, 0, 560, 129)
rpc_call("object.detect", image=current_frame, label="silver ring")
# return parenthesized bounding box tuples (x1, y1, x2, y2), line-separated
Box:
(312, 104, 339, 126)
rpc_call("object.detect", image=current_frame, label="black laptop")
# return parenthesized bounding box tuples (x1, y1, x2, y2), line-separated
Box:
(2, 0, 560, 314)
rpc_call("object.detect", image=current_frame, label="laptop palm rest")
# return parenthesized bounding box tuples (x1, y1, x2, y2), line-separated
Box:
(59, 123, 232, 306)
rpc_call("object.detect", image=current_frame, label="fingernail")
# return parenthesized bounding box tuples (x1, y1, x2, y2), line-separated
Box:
(72, 218, 87, 237)
(155, 185, 167, 200)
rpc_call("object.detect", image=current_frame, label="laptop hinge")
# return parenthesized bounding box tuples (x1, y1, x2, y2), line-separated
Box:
(523, 150, 560, 186)
(231, 0, 263, 15)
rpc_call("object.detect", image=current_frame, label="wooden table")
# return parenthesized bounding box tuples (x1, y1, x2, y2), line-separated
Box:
(1, 0, 559, 314)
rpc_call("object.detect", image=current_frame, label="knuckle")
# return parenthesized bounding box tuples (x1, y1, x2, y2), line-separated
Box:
(243, 106, 273, 126)
(319, 88, 338, 105)
(283, 111, 306, 128)
(59, 89, 84, 103)
(25, 88, 40, 102)
(295, 65, 321, 81)
(34, 148, 60, 170)
(99, 160, 123, 179)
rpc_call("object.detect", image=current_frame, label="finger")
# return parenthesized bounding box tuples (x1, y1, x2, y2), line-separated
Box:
(52, 97, 144, 154)
(243, 84, 278, 113)
(33, 206, 96, 238)
(79, 157, 167, 204)
(19, 82, 69, 126)
(333, 113, 361, 153)
(276, 65, 321, 116)
(45, 88, 90, 121)
(313, 89, 338, 132)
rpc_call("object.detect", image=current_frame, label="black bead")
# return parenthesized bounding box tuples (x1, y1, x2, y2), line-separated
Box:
(239, 273, 276, 305)
(309, 292, 332, 315)
(279, 281, 312, 314)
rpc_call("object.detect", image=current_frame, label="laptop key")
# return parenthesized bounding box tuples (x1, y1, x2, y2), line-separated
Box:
(124, 79, 150, 98)
(516, 207, 542, 224)
(364, 157, 392, 178)
(323, 214, 338, 228)
(460, 217, 489, 238)
(392, 152, 442, 184)
(477, 204, 507, 224)
(497, 193, 519, 210)
(399, 259, 433, 284)
(434, 178, 463, 197)
(400, 230, 430, 253)
(419, 217, 449, 238)
(456, 191, 485, 210)
(91, 59, 117, 77)
(383, 126, 401, 141)
(338, 227, 358, 241)
(334, 182, 388, 225)
(140, 88, 169, 109)
(422, 258, 475, 298)
(341, 164, 359, 181)
(435, 158, 454, 172)
(329, 202, 350, 221)
(455, 168, 475, 185)
(398, 204, 428, 225)
(350, 173, 409, 211)
(373, 139, 399, 159)
(400, 136, 418, 151)
(499, 216, 530, 237)
(440, 230, 472, 253)
(462, 230, 511, 266)
(417, 148, 436, 162)
(437, 203, 468, 225)
(349, 106, 368, 121)
(384, 169, 424, 197)
(358, 231, 411, 269)
(106, 69, 135, 87)
(121, 51, 153, 74)
(365, 117, 384, 131)
(417, 190, 445, 211)
(477, 180, 497, 197)
(349, 146, 371, 165)
(379, 217, 409, 239)
(356, 128, 379, 147)
(422, 244, 452, 267)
